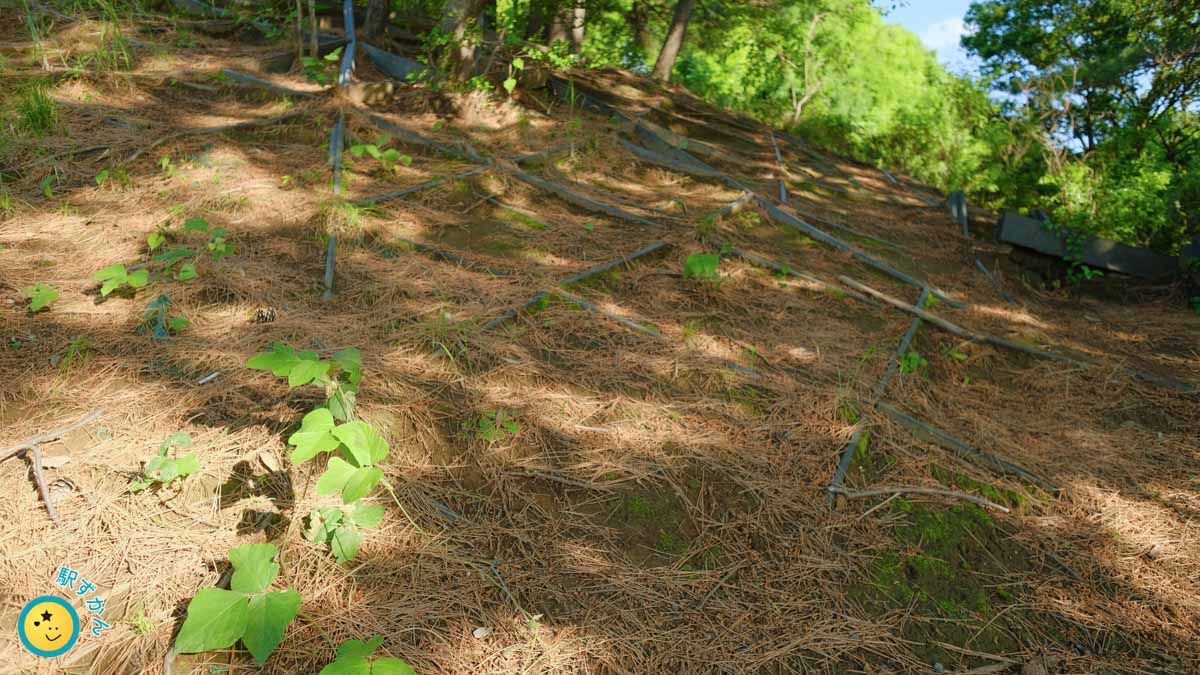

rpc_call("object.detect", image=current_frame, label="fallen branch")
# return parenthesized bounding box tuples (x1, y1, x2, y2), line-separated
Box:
(30, 445, 61, 525)
(769, 130, 788, 204)
(361, 111, 486, 164)
(481, 292, 549, 330)
(497, 162, 658, 226)
(719, 245, 877, 307)
(876, 401, 1058, 493)
(352, 167, 489, 207)
(128, 110, 309, 163)
(873, 288, 930, 400)
(220, 68, 317, 99)
(839, 275, 974, 339)
(1, 408, 104, 462)
(786, 203, 907, 252)
(761, 198, 964, 308)
(557, 290, 660, 337)
(561, 242, 668, 285)
(974, 258, 1016, 304)
(827, 485, 1010, 513)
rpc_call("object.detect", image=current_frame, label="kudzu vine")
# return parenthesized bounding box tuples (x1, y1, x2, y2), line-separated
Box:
(246, 343, 390, 563)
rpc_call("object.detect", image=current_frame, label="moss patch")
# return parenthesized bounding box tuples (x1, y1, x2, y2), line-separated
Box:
(850, 499, 1039, 667)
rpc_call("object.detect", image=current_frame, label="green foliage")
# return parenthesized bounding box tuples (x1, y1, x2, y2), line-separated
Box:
(59, 335, 93, 372)
(140, 294, 187, 340)
(898, 350, 928, 375)
(94, 166, 131, 189)
(319, 636, 417, 675)
(683, 252, 720, 280)
(474, 410, 521, 443)
(93, 263, 149, 296)
(306, 502, 385, 564)
(1190, 297, 1200, 316)
(174, 543, 301, 666)
(39, 173, 57, 198)
(302, 47, 343, 86)
(21, 283, 59, 312)
(247, 343, 388, 556)
(15, 85, 58, 136)
(129, 432, 200, 492)
(349, 133, 412, 171)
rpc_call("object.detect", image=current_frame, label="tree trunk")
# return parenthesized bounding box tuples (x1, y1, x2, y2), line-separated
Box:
(439, 0, 487, 79)
(652, 0, 696, 82)
(548, 5, 569, 45)
(308, 0, 318, 58)
(362, 0, 389, 40)
(570, 0, 585, 53)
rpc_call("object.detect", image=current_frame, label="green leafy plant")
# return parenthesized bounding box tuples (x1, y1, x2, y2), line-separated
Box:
(39, 173, 57, 199)
(502, 56, 524, 95)
(22, 283, 59, 312)
(349, 133, 413, 171)
(683, 253, 721, 280)
(247, 344, 393, 562)
(1190, 296, 1200, 315)
(1065, 262, 1104, 285)
(302, 46, 343, 85)
(16, 85, 58, 135)
(94, 166, 130, 189)
(319, 636, 417, 675)
(93, 263, 149, 296)
(474, 410, 520, 443)
(159, 155, 179, 178)
(306, 502, 385, 564)
(174, 543, 301, 666)
(140, 294, 187, 340)
(58, 335, 93, 372)
(899, 350, 928, 375)
(129, 432, 200, 491)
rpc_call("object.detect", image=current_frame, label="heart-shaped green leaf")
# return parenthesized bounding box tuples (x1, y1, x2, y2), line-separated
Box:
(331, 421, 388, 467)
(243, 588, 301, 665)
(288, 357, 331, 388)
(341, 466, 384, 503)
(247, 343, 299, 377)
(174, 587, 250, 654)
(316, 456, 357, 498)
(372, 658, 418, 675)
(352, 503, 385, 529)
(330, 524, 362, 563)
(229, 543, 280, 594)
(288, 408, 340, 463)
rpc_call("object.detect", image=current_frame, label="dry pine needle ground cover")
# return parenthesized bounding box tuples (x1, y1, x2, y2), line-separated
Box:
(1, 9, 1199, 675)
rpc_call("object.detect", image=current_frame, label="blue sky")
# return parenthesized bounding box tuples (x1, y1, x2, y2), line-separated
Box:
(882, 1, 979, 74)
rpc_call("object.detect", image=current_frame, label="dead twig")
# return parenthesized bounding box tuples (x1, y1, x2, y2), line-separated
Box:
(1, 408, 104, 463)
(826, 485, 1010, 513)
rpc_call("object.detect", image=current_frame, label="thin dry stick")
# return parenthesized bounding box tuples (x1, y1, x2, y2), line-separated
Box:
(30, 445, 61, 525)
(826, 486, 1010, 513)
(928, 640, 1019, 664)
(1, 408, 104, 462)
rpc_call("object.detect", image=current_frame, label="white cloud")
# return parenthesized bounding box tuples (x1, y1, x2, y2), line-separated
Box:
(920, 17, 967, 52)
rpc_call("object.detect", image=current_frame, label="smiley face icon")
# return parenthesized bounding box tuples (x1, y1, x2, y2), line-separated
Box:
(17, 595, 80, 658)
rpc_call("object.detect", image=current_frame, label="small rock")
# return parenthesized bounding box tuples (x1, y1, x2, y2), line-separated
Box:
(472, 626, 492, 639)
(933, 662, 944, 673)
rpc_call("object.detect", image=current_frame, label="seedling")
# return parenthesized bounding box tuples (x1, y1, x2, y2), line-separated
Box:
(93, 263, 149, 296)
(1066, 263, 1104, 285)
(21, 283, 59, 312)
(301, 46, 342, 85)
(59, 335, 93, 373)
(349, 133, 413, 171)
(319, 636, 417, 675)
(147, 230, 166, 251)
(946, 348, 968, 362)
(140, 294, 187, 340)
(474, 410, 520, 443)
(129, 432, 200, 491)
(174, 544, 301, 666)
(248, 344, 388, 505)
(683, 252, 721, 281)
(899, 350, 928, 375)
(39, 174, 57, 198)
(94, 166, 130, 189)
(503, 56, 524, 95)
(306, 502, 385, 563)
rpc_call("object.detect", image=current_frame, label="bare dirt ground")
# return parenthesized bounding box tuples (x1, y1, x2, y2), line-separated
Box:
(2, 9, 1199, 675)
